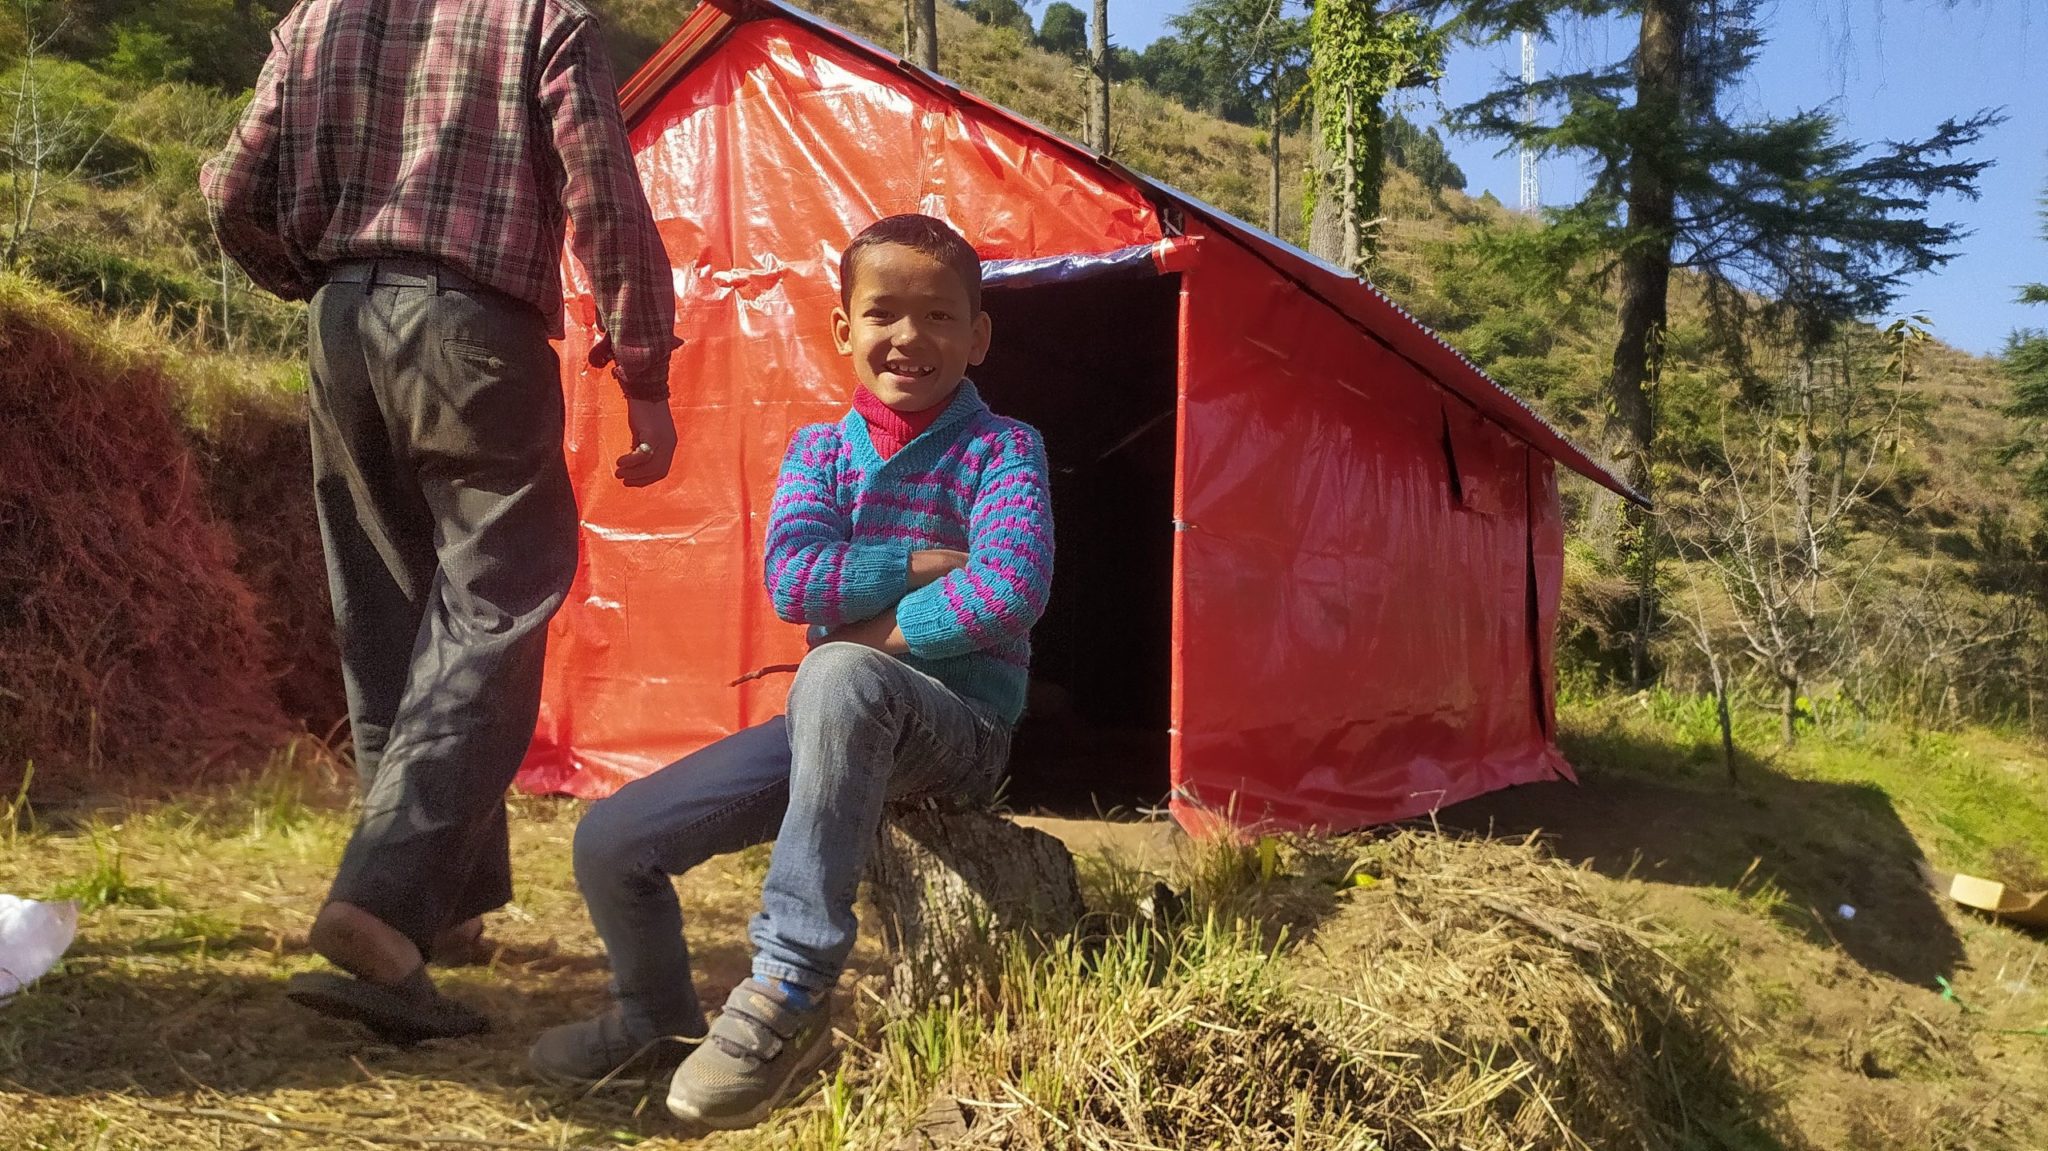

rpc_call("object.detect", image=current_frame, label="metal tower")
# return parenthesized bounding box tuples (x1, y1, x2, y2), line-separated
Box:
(1518, 31, 1539, 214)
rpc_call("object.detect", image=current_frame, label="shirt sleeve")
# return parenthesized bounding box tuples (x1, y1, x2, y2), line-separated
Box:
(199, 28, 312, 301)
(537, 15, 678, 402)
(894, 427, 1055, 659)
(762, 430, 913, 626)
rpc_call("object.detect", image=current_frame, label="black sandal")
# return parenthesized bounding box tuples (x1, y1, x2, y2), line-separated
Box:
(286, 967, 489, 1045)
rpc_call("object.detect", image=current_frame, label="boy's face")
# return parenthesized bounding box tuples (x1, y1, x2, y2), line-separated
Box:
(833, 243, 991, 412)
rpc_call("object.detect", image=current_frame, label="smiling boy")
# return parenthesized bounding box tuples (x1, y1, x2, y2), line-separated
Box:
(528, 215, 1055, 1129)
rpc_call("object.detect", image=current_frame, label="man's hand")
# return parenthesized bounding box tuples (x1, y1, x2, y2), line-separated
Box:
(616, 397, 676, 487)
(908, 549, 970, 588)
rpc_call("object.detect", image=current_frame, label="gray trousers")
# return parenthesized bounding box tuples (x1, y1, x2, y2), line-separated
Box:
(308, 259, 579, 951)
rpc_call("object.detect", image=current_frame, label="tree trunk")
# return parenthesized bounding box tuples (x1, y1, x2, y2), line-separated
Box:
(1792, 355, 1817, 572)
(868, 805, 1086, 1010)
(1710, 654, 1736, 783)
(909, 0, 938, 71)
(1268, 93, 1282, 236)
(1781, 675, 1799, 746)
(1607, 0, 1687, 686)
(1088, 0, 1110, 152)
(1628, 514, 1657, 688)
(1307, 125, 1343, 263)
(1340, 97, 1361, 269)
(1604, 0, 1686, 497)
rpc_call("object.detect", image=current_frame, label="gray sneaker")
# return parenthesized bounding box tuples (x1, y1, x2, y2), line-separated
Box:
(665, 979, 834, 1130)
(527, 1008, 704, 1089)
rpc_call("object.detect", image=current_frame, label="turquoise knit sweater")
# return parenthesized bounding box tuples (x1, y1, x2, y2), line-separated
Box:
(762, 383, 1055, 721)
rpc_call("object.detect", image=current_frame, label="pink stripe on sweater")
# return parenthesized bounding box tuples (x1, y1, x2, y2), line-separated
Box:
(939, 578, 997, 646)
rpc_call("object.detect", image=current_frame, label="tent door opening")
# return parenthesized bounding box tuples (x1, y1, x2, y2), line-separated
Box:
(969, 270, 1180, 813)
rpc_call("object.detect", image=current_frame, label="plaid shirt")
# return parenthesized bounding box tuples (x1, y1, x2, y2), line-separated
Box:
(201, 0, 676, 400)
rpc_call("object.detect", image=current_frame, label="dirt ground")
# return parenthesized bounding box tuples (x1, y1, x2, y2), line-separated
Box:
(1438, 772, 2048, 1149)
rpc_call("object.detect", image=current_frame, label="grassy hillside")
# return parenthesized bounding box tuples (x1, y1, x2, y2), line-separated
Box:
(0, 0, 2036, 768)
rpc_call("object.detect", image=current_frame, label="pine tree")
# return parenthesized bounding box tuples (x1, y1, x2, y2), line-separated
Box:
(2001, 186, 2048, 500)
(1448, 0, 1990, 492)
(1435, 0, 1995, 682)
(1169, 0, 1308, 234)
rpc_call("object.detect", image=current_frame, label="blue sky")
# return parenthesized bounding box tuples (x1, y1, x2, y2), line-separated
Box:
(1100, 0, 2045, 356)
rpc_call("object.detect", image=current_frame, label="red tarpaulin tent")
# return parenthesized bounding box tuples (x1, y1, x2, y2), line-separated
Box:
(514, 0, 1641, 832)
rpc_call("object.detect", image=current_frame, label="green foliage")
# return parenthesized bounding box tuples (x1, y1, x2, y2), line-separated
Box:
(1405, 215, 1608, 413)
(2003, 328, 2048, 499)
(50, 836, 167, 910)
(33, 0, 287, 92)
(1164, 0, 1308, 128)
(1449, 0, 1996, 350)
(1384, 110, 1464, 191)
(101, 24, 189, 84)
(20, 232, 213, 329)
(2001, 184, 2048, 505)
(1306, 0, 1444, 260)
(0, 56, 146, 181)
(1036, 1, 1088, 58)
(1130, 35, 1231, 115)
(956, 0, 1033, 38)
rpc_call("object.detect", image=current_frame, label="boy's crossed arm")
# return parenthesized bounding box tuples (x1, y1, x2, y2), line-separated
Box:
(885, 455, 1053, 657)
(761, 437, 914, 627)
(761, 432, 1054, 658)
(822, 556, 954, 654)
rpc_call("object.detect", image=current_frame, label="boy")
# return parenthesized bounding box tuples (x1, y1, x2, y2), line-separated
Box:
(528, 214, 1054, 1130)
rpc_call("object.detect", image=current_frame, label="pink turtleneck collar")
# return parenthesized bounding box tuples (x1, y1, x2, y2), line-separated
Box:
(854, 385, 950, 459)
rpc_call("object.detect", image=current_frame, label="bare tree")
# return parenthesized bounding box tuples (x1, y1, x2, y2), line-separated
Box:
(1677, 365, 1904, 745)
(1867, 563, 2031, 728)
(1, 3, 110, 268)
(1668, 572, 1739, 780)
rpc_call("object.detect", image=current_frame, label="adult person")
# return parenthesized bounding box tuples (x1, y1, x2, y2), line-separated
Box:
(202, 0, 678, 1042)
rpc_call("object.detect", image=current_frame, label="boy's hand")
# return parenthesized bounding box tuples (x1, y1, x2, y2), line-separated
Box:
(616, 397, 676, 487)
(908, 549, 970, 588)
(825, 610, 909, 655)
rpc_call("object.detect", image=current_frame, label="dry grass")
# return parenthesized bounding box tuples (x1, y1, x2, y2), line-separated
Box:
(0, 759, 786, 1151)
(0, 273, 288, 786)
(0, 753, 1794, 1146)
(776, 827, 1795, 1150)
(0, 758, 1794, 1151)
(9, 753, 2048, 1151)
(796, 0, 1311, 241)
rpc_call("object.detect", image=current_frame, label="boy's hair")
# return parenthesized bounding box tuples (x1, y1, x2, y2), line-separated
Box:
(839, 213, 983, 315)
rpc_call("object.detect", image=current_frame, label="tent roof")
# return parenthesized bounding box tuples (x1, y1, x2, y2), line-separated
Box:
(617, 0, 1644, 505)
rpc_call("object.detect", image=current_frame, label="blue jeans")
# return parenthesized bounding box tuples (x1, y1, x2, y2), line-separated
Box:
(572, 643, 1012, 1038)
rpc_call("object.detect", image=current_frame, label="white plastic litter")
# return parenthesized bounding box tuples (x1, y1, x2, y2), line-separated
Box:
(0, 894, 78, 1001)
(1836, 903, 1857, 920)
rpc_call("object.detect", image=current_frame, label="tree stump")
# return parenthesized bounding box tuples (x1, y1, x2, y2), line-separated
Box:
(868, 804, 1086, 1009)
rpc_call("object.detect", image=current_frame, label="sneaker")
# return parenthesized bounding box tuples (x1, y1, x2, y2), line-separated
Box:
(665, 979, 834, 1130)
(527, 1008, 704, 1089)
